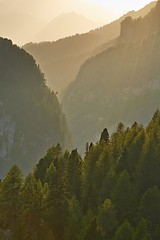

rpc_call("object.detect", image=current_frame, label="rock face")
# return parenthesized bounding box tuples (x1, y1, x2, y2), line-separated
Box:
(120, 16, 134, 39)
(0, 38, 70, 177)
(0, 107, 15, 161)
(62, 2, 160, 152)
(120, 1, 160, 42)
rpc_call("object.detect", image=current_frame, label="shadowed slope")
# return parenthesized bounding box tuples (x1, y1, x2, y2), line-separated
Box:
(62, 1, 160, 151)
(0, 38, 70, 176)
(24, 2, 156, 92)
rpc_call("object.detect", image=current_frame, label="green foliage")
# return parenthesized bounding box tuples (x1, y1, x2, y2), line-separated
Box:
(44, 230, 55, 240)
(134, 219, 151, 240)
(82, 142, 105, 212)
(112, 170, 137, 221)
(64, 196, 83, 240)
(0, 165, 23, 207)
(34, 144, 63, 183)
(116, 123, 145, 178)
(45, 160, 68, 240)
(64, 149, 82, 200)
(98, 199, 117, 239)
(21, 174, 43, 213)
(139, 186, 160, 239)
(115, 220, 134, 240)
(1, 110, 160, 239)
(0, 165, 23, 239)
(83, 218, 103, 240)
(100, 128, 109, 143)
(20, 174, 46, 240)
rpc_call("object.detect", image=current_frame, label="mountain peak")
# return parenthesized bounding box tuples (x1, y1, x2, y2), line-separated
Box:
(58, 11, 80, 18)
(63, 11, 80, 16)
(34, 11, 97, 42)
(51, 11, 94, 23)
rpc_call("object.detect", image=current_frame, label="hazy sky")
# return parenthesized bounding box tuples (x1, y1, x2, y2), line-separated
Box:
(49, 0, 155, 22)
(0, 0, 155, 23)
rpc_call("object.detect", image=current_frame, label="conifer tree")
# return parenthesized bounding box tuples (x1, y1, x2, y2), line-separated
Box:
(64, 196, 83, 240)
(20, 173, 44, 240)
(65, 149, 82, 200)
(115, 220, 134, 240)
(83, 218, 103, 240)
(98, 199, 116, 239)
(45, 161, 68, 240)
(100, 128, 109, 143)
(0, 165, 23, 238)
(111, 170, 137, 221)
(134, 219, 151, 240)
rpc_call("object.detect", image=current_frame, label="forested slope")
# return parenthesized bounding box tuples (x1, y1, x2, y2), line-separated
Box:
(0, 38, 70, 176)
(1, 110, 160, 239)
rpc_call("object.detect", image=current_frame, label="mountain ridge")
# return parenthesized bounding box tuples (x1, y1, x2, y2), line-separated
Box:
(24, 1, 156, 92)
(34, 12, 100, 43)
(62, 1, 160, 151)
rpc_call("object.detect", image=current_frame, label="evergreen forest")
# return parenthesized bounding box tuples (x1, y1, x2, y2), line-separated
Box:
(1, 110, 160, 240)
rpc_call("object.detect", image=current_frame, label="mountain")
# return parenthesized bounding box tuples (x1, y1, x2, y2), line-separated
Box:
(62, 1, 160, 151)
(0, 38, 70, 177)
(34, 12, 100, 43)
(24, 1, 156, 92)
(0, 12, 46, 46)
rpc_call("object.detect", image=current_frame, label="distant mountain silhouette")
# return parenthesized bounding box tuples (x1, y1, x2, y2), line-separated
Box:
(24, 2, 156, 92)
(0, 38, 70, 177)
(62, 1, 160, 152)
(0, 12, 46, 45)
(34, 12, 100, 42)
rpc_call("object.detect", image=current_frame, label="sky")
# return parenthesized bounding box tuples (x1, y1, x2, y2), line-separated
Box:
(0, 0, 156, 45)
(47, 0, 155, 22)
(0, 0, 155, 23)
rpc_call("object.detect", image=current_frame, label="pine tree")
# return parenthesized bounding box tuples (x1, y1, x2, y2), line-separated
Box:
(100, 128, 109, 143)
(45, 161, 68, 240)
(83, 218, 103, 240)
(64, 196, 83, 240)
(111, 170, 137, 222)
(115, 220, 134, 240)
(140, 186, 160, 225)
(64, 149, 82, 200)
(20, 173, 44, 240)
(0, 165, 23, 238)
(134, 219, 151, 240)
(98, 199, 116, 239)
